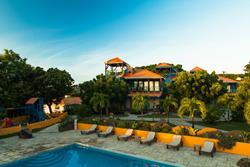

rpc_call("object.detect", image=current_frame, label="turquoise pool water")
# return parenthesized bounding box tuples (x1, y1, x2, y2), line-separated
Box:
(1, 144, 182, 167)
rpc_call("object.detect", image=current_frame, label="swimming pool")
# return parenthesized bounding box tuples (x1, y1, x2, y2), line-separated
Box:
(0, 144, 182, 167)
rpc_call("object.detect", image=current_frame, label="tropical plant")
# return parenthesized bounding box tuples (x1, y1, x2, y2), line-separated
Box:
(162, 96, 178, 123)
(90, 92, 110, 119)
(132, 94, 145, 115)
(202, 103, 224, 124)
(177, 97, 207, 128)
(239, 131, 250, 143)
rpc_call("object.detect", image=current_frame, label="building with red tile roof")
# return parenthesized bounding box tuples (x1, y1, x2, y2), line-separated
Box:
(123, 69, 163, 79)
(63, 97, 82, 105)
(218, 76, 238, 83)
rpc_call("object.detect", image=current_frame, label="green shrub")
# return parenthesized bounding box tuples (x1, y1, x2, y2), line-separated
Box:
(58, 116, 74, 132)
(237, 158, 250, 167)
(66, 104, 92, 117)
(176, 127, 190, 135)
(114, 120, 128, 128)
(239, 131, 250, 143)
(161, 124, 172, 133)
(150, 123, 162, 132)
(217, 133, 237, 149)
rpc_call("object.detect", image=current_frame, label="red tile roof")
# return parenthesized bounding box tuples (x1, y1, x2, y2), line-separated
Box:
(218, 76, 238, 83)
(63, 97, 82, 105)
(128, 92, 162, 97)
(156, 62, 172, 69)
(26, 97, 38, 104)
(190, 66, 204, 72)
(105, 57, 127, 65)
(123, 69, 163, 79)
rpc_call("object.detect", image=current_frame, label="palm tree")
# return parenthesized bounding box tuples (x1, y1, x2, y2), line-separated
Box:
(162, 96, 178, 123)
(90, 92, 110, 119)
(177, 97, 206, 128)
(132, 94, 145, 115)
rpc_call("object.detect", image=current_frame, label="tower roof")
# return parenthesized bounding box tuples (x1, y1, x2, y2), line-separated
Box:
(105, 57, 128, 66)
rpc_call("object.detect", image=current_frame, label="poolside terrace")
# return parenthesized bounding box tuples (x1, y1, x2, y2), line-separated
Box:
(0, 124, 243, 167)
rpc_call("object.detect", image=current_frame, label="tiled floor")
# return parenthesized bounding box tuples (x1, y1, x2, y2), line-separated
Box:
(0, 125, 244, 167)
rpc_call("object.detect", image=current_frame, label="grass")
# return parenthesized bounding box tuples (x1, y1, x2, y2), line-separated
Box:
(194, 121, 250, 132)
(138, 113, 179, 118)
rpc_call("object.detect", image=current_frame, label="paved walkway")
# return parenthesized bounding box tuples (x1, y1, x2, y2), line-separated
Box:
(119, 114, 208, 129)
(0, 124, 243, 167)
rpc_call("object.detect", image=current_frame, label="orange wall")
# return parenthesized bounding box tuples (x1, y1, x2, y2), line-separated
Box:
(77, 123, 250, 156)
(28, 112, 67, 131)
(0, 125, 21, 136)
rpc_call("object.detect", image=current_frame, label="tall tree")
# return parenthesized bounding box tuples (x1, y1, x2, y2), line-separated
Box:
(173, 71, 226, 103)
(39, 68, 74, 113)
(244, 61, 250, 77)
(177, 97, 206, 128)
(90, 92, 109, 119)
(0, 49, 40, 107)
(132, 94, 145, 115)
(162, 96, 178, 123)
(244, 100, 250, 124)
(230, 77, 250, 121)
(79, 74, 128, 114)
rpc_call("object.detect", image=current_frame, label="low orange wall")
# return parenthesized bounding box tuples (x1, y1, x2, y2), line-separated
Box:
(77, 123, 250, 156)
(0, 125, 21, 136)
(27, 112, 68, 131)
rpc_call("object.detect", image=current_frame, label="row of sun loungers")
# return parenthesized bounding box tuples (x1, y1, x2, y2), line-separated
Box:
(80, 124, 215, 157)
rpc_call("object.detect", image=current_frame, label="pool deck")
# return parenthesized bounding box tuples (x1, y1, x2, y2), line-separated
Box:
(0, 124, 245, 167)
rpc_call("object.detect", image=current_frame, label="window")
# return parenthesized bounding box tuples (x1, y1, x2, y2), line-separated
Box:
(139, 81, 143, 91)
(149, 81, 154, 91)
(155, 81, 160, 91)
(144, 81, 148, 91)
(133, 81, 138, 91)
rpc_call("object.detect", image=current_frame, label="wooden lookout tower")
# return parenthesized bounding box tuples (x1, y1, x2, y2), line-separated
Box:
(105, 57, 132, 77)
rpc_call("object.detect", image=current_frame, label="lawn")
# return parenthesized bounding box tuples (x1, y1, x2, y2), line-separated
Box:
(194, 121, 250, 132)
(138, 113, 179, 118)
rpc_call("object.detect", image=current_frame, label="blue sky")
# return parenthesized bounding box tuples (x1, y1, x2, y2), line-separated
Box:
(0, 0, 250, 83)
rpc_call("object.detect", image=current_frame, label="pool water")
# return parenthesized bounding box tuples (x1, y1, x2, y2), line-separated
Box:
(1, 144, 182, 167)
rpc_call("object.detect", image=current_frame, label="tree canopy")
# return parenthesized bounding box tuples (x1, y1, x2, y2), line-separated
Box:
(39, 68, 74, 113)
(0, 49, 74, 111)
(79, 74, 128, 114)
(171, 71, 226, 103)
(0, 50, 42, 107)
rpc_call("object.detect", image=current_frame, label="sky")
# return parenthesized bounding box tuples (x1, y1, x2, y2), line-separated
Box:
(0, 0, 250, 83)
